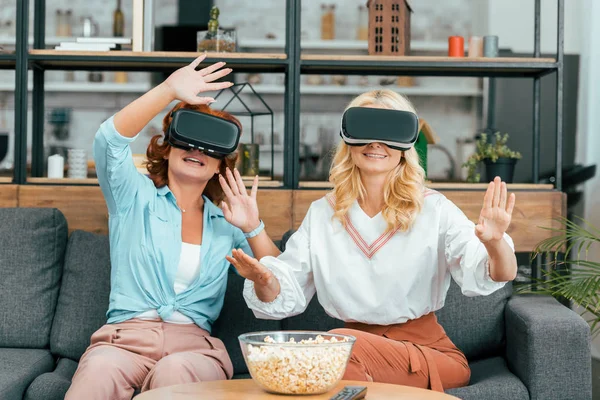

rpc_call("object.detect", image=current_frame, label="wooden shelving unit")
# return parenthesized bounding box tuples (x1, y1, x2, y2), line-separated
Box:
(26, 177, 283, 188)
(28, 50, 288, 72)
(301, 55, 557, 77)
(299, 181, 555, 190)
(6, 0, 562, 189)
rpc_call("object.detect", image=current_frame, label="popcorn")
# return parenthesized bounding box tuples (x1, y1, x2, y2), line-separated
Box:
(245, 335, 352, 394)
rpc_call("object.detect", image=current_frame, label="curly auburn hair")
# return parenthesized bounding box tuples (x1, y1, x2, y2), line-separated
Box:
(144, 102, 241, 205)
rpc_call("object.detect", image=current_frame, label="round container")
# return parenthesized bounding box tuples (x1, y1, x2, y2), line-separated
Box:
(239, 331, 355, 395)
(483, 35, 499, 57)
(448, 36, 465, 57)
(468, 36, 483, 58)
(67, 149, 88, 179)
(197, 29, 237, 52)
(484, 157, 517, 183)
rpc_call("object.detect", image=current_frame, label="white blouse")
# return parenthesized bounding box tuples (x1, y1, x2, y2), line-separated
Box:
(243, 190, 514, 325)
(138, 243, 202, 324)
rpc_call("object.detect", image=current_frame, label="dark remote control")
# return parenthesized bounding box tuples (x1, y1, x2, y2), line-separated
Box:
(329, 385, 367, 400)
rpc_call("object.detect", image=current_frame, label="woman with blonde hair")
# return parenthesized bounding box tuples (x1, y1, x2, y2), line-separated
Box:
(228, 89, 518, 391)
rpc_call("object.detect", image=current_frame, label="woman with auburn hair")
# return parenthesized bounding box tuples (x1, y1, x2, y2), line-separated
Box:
(65, 55, 279, 399)
(228, 89, 518, 391)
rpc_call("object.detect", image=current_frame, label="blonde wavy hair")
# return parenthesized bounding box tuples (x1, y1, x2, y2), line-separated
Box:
(329, 89, 425, 232)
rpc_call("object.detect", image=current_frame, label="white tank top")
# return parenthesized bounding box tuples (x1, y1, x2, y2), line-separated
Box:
(137, 242, 202, 324)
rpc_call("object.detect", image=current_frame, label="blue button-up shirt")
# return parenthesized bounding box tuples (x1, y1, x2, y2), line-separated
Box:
(93, 116, 252, 332)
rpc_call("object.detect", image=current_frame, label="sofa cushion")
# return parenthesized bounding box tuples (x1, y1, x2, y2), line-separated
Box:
(0, 208, 67, 348)
(50, 230, 112, 361)
(436, 280, 512, 361)
(24, 358, 78, 400)
(445, 356, 529, 400)
(0, 348, 54, 400)
(213, 272, 282, 375)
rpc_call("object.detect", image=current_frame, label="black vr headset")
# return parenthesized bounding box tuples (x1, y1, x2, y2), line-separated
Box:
(340, 107, 420, 151)
(166, 108, 241, 159)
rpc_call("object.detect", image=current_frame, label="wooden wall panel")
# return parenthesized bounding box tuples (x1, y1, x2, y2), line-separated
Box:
(12, 185, 566, 252)
(442, 190, 565, 252)
(293, 190, 329, 228)
(256, 190, 293, 239)
(17, 185, 293, 240)
(0, 185, 18, 207)
(292, 189, 565, 252)
(19, 186, 109, 234)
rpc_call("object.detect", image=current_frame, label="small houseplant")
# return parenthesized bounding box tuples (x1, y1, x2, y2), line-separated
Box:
(517, 216, 600, 337)
(463, 132, 522, 183)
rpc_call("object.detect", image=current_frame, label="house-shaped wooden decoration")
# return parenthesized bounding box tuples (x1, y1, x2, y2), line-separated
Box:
(367, 0, 412, 56)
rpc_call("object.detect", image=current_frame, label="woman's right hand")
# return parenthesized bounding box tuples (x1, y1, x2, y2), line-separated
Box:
(226, 249, 281, 302)
(162, 53, 233, 105)
(227, 249, 273, 285)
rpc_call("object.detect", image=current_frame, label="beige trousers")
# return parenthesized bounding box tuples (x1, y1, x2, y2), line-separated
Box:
(65, 319, 233, 400)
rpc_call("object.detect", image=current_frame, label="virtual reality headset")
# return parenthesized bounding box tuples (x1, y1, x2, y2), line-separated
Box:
(166, 108, 241, 159)
(340, 107, 420, 151)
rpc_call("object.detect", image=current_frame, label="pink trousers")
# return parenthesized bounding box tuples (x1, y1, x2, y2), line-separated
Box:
(65, 319, 233, 400)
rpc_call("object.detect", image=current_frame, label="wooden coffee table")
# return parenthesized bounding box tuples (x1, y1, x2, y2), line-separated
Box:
(135, 379, 460, 399)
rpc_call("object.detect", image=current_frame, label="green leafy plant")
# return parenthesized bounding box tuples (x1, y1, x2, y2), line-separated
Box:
(517, 217, 600, 337)
(463, 132, 522, 183)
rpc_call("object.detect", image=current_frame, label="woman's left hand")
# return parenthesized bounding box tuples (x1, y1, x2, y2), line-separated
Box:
(475, 176, 516, 244)
(219, 168, 261, 233)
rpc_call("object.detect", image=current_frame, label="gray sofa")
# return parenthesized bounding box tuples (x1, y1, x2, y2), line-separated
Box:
(0, 208, 592, 400)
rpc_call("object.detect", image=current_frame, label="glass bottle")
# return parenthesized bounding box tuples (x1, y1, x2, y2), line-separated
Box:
(55, 9, 63, 36)
(329, 5, 336, 40)
(321, 4, 334, 40)
(113, 0, 124, 37)
(208, 6, 220, 38)
(320, 4, 328, 40)
(65, 10, 73, 36)
(357, 5, 368, 41)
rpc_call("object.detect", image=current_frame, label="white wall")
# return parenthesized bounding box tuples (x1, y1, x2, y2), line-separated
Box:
(575, 0, 600, 359)
(486, 0, 582, 54)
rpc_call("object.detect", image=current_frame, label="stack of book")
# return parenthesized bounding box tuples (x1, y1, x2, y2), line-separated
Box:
(54, 37, 132, 52)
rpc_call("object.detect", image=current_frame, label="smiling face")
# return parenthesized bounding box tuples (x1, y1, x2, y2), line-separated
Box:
(166, 146, 222, 184)
(348, 103, 403, 177)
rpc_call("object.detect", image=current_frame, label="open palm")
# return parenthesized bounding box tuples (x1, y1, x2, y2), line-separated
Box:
(164, 54, 233, 105)
(475, 176, 516, 243)
(219, 168, 261, 233)
(226, 248, 274, 286)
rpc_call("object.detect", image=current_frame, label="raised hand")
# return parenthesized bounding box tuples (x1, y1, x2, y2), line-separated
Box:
(226, 248, 274, 286)
(219, 168, 261, 233)
(163, 53, 233, 105)
(475, 176, 516, 243)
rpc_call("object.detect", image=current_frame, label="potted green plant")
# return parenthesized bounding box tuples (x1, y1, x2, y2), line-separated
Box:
(463, 132, 522, 183)
(517, 217, 600, 336)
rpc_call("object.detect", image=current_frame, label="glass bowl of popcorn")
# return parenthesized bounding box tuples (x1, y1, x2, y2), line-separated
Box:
(239, 331, 356, 395)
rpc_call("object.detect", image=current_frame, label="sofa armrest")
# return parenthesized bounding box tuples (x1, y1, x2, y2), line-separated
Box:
(505, 295, 592, 400)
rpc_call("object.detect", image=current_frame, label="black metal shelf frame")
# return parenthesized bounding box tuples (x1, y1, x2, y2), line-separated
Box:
(27, 53, 289, 72)
(9, 0, 563, 192)
(300, 59, 558, 78)
(0, 54, 16, 70)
